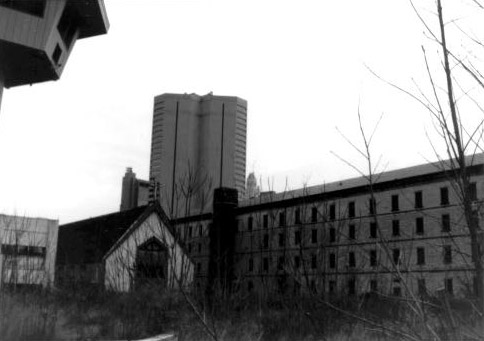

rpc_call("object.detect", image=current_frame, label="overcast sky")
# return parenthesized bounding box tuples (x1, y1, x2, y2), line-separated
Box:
(0, 0, 482, 224)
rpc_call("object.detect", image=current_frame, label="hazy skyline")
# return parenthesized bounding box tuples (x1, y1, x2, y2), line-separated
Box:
(0, 0, 481, 223)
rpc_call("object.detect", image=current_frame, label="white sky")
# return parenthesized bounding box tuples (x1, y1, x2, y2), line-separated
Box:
(0, 0, 482, 224)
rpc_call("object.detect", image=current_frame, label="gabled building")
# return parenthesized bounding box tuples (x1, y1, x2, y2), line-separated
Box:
(56, 203, 193, 292)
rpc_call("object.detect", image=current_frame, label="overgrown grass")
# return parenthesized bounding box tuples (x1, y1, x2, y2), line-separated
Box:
(0, 286, 481, 340)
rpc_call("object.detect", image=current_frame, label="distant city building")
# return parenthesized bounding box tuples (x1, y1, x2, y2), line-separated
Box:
(0, 214, 58, 289)
(149, 93, 247, 217)
(246, 172, 260, 199)
(120, 168, 150, 211)
(0, 0, 109, 108)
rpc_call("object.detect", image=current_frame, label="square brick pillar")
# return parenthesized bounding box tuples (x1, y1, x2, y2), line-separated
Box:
(206, 187, 238, 299)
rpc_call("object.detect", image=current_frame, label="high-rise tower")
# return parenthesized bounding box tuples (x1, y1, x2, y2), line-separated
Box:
(149, 93, 247, 217)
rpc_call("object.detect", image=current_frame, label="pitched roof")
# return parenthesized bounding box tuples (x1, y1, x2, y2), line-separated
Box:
(239, 153, 484, 207)
(56, 205, 148, 265)
(102, 203, 185, 261)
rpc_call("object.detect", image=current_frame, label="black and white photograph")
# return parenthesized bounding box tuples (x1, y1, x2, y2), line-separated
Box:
(0, 0, 484, 340)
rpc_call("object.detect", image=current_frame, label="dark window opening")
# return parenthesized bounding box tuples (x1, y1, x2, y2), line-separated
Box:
(263, 214, 268, 228)
(263, 258, 269, 272)
(415, 191, 423, 209)
(391, 195, 399, 212)
(198, 225, 203, 236)
(393, 248, 401, 265)
(348, 279, 356, 295)
(393, 287, 402, 296)
(443, 245, 452, 264)
(294, 230, 301, 245)
(311, 207, 318, 223)
(329, 280, 336, 293)
(248, 258, 253, 272)
(329, 204, 336, 220)
(135, 238, 168, 289)
(278, 233, 285, 247)
(329, 227, 336, 243)
(417, 247, 425, 265)
(329, 253, 336, 269)
(441, 187, 449, 205)
(277, 256, 284, 271)
(311, 254, 317, 269)
(349, 224, 356, 240)
(0, 0, 46, 17)
(418, 279, 426, 296)
(311, 229, 317, 244)
(445, 278, 453, 295)
(348, 201, 355, 218)
(348, 252, 355, 267)
(248, 216, 253, 231)
(442, 214, 451, 232)
(57, 4, 79, 48)
(295, 208, 301, 224)
(1, 244, 46, 257)
(370, 280, 378, 292)
(370, 222, 377, 238)
(392, 220, 400, 237)
(469, 182, 477, 201)
(294, 256, 300, 269)
(263, 234, 269, 249)
(416, 217, 424, 235)
(369, 198, 376, 215)
(370, 250, 377, 267)
(279, 212, 286, 227)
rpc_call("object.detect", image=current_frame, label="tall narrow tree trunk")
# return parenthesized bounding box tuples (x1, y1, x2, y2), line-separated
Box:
(437, 0, 484, 323)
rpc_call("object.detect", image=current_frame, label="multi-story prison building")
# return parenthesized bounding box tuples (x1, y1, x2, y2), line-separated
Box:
(174, 155, 483, 298)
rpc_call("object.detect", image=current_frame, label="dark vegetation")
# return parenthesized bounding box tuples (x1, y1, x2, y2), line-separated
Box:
(0, 285, 481, 341)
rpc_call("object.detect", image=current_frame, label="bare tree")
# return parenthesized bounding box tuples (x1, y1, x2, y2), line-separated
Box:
(367, 0, 484, 328)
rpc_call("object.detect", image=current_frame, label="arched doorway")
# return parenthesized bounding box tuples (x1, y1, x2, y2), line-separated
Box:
(134, 237, 168, 290)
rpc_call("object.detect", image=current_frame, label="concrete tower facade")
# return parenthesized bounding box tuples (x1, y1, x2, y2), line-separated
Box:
(0, 0, 109, 109)
(149, 93, 247, 217)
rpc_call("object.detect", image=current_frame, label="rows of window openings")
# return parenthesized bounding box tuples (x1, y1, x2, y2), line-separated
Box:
(255, 213, 457, 250)
(327, 278, 454, 296)
(247, 245, 454, 273)
(328, 245, 453, 269)
(185, 224, 206, 238)
(244, 184, 478, 230)
(244, 277, 451, 296)
(248, 254, 319, 273)
(187, 242, 204, 254)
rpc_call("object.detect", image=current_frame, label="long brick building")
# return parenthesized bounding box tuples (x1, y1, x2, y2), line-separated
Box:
(175, 155, 482, 298)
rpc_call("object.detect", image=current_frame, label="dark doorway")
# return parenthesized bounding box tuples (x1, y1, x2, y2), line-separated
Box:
(134, 237, 168, 290)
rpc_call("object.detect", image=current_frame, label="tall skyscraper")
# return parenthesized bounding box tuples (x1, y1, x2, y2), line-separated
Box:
(149, 93, 247, 217)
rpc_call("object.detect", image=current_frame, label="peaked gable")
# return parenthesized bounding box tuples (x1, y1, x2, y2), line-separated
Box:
(56, 205, 148, 265)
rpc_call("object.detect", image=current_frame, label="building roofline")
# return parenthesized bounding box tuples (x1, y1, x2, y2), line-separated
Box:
(102, 203, 193, 263)
(72, 0, 110, 39)
(154, 92, 247, 105)
(237, 153, 484, 213)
